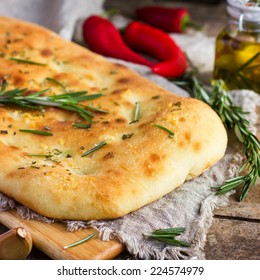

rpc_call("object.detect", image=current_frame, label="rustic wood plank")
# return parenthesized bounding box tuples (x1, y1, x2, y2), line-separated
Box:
(205, 217, 260, 260)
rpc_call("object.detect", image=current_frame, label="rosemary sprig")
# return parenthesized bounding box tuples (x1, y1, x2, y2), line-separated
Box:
(144, 227, 190, 247)
(210, 82, 260, 200)
(0, 82, 104, 123)
(19, 129, 53, 136)
(81, 141, 107, 157)
(173, 72, 260, 201)
(63, 232, 96, 249)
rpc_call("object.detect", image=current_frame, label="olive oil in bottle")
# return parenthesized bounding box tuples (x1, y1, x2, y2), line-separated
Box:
(213, 0, 260, 93)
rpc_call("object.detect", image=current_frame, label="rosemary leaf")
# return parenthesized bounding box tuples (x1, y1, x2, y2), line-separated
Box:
(134, 101, 140, 121)
(79, 112, 94, 123)
(73, 123, 92, 129)
(63, 232, 96, 249)
(50, 91, 88, 100)
(59, 104, 94, 118)
(52, 92, 103, 103)
(10, 57, 47, 66)
(19, 129, 53, 136)
(45, 77, 66, 89)
(26, 89, 49, 98)
(216, 178, 244, 194)
(27, 154, 53, 158)
(130, 101, 140, 123)
(85, 105, 109, 114)
(73, 93, 104, 102)
(151, 236, 190, 247)
(81, 141, 107, 157)
(153, 124, 174, 138)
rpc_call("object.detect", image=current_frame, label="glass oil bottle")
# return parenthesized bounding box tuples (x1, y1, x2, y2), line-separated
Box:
(213, 0, 260, 93)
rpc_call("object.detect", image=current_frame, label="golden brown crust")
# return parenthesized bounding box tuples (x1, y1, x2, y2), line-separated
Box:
(0, 17, 227, 220)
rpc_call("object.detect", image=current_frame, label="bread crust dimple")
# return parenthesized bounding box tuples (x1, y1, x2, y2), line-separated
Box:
(0, 17, 227, 220)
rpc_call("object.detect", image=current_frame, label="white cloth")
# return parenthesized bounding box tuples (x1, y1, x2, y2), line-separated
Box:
(0, 0, 104, 40)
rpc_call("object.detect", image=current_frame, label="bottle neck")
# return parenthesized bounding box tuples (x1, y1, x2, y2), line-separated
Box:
(228, 14, 260, 32)
(226, 17, 260, 43)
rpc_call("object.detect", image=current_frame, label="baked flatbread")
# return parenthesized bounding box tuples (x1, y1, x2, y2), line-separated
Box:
(0, 17, 227, 220)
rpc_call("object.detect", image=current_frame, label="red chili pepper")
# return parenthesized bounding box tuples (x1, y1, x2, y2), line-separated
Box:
(82, 15, 152, 67)
(136, 6, 191, 33)
(124, 21, 187, 78)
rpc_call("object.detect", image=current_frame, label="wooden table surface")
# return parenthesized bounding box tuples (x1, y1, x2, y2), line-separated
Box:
(0, 0, 259, 260)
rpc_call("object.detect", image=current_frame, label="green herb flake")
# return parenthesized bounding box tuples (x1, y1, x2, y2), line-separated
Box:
(152, 95, 161, 100)
(30, 165, 40, 169)
(0, 130, 8, 134)
(173, 101, 182, 107)
(122, 133, 134, 140)
(109, 70, 118, 75)
(170, 101, 182, 112)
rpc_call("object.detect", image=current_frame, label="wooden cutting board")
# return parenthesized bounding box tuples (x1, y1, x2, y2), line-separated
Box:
(0, 210, 124, 260)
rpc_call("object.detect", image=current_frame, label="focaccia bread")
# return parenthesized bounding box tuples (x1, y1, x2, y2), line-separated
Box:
(0, 17, 227, 220)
